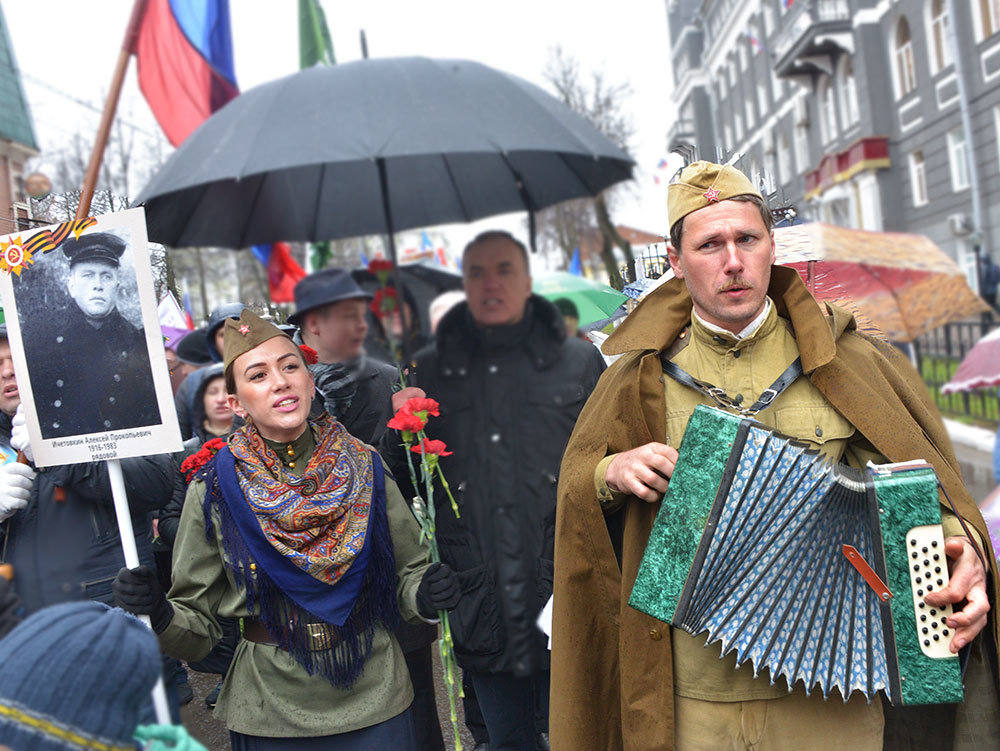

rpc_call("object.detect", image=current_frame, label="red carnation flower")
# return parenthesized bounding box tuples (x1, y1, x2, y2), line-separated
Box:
(368, 258, 394, 274)
(179, 437, 228, 483)
(411, 438, 453, 457)
(370, 287, 399, 319)
(387, 411, 426, 433)
(402, 397, 440, 418)
(299, 344, 319, 365)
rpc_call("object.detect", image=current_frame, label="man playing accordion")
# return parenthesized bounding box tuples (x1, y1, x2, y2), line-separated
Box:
(550, 162, 998, 751)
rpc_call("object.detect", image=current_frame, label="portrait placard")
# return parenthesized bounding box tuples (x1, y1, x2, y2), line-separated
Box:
(0, 208, 181, 466)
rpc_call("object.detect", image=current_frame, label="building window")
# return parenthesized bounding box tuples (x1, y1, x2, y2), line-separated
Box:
(839, 57, 860, 127)
(724, 124, 733, 152)
(894, 17, 918, 97)
(763, 2, 775, 35)
(735, 111, 744, 141)
(778, 131, 793, 181)
(818, 75, 839, 143)
(928, 0, 952, 74)
(795, 124, 810, 174)
(947, 129, 970, 191)
(994, 106, 1000, 169)
(977, 0, 1000, 40)
(758, 82, 768, 116)
(909, 150, 929, 206)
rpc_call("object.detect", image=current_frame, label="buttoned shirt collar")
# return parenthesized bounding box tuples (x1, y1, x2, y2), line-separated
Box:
(692, 298, 772, 341)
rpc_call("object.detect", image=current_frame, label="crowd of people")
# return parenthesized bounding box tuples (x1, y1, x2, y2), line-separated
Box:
(0, 162, 997, 751)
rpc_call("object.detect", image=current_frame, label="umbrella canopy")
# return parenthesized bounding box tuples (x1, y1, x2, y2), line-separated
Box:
(774, 223, 987, 342)
(533, 272, 629, 325)
(135, 56, 634, 248)
(941, 327, 1000, 394)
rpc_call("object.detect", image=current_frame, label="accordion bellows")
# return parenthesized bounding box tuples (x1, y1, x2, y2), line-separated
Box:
(629, 405, 963, 706)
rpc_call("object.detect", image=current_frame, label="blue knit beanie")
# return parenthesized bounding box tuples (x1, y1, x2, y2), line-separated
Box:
(0, 601, 160, 751)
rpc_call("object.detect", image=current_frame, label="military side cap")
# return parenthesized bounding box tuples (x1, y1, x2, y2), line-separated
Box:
(223, 308, 294, 378)
(668, 161, 763, 232)
(61, 232, 126, 267)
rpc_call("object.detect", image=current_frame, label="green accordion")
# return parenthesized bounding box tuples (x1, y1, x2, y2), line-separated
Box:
(629, 405, 964, 706)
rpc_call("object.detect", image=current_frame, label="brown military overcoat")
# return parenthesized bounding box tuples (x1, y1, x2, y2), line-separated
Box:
(551, 265, 999, 750)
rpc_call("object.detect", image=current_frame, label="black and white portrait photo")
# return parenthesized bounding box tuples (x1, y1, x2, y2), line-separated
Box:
(17, 230, 160, 438)
(0, 208, 180, 466)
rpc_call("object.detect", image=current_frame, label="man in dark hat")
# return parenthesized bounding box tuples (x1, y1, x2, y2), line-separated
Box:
(290, 268, 402, 446)
(21, 232, 160, 438)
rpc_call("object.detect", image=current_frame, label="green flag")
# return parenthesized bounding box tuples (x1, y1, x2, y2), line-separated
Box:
(299, 0, 335, 269)
(299, 0, 335, 69)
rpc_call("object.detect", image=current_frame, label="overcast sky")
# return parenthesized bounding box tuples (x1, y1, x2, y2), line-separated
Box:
(5, 0, 674, 260)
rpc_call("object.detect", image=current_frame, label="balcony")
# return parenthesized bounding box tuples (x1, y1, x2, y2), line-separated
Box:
(667, 118, 697, 155)
(772, 0, 853, 78)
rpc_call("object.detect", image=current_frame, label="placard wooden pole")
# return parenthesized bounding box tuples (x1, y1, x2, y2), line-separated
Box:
(107, 458, 171, 725)
(76, 0, 149, 220)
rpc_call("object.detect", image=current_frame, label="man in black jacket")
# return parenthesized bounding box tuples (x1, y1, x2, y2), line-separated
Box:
(404, 231, 606, 750)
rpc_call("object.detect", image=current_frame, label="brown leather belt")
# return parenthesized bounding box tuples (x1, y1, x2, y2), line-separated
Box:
(242, 618, 335, 651)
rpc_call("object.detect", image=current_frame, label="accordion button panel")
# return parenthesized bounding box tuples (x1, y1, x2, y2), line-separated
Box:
(907, 524, 955, 659)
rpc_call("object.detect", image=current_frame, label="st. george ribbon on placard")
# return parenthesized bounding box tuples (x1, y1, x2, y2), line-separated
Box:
(629, 405, 965, 706)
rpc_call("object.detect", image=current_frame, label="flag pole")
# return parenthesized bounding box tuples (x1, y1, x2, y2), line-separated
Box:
(73, 0, 172, 726)
(76, 0, 150, 221)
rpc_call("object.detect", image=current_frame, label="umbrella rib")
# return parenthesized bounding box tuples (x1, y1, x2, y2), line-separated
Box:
(311, 162, 327, 242)
(499, 152, 536, 212)
(555, 149, 604, 197)
(440, 154, 472, 222)
(237, 176, 270, 250)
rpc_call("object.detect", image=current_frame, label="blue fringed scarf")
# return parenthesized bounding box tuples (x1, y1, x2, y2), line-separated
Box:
(198, 429, 399, 689)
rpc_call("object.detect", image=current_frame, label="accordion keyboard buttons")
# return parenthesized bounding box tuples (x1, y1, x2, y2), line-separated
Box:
(907, 525, 955, 659)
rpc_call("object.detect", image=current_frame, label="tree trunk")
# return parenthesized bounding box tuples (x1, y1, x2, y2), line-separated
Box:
(594, 194, 635, 283)
(600, 234, 624, 290)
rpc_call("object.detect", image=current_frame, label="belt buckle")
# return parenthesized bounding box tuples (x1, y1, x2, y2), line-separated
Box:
(306, 622, 332, 651)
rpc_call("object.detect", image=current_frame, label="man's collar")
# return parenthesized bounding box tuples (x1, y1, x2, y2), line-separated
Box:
(692, 298, 772, 341)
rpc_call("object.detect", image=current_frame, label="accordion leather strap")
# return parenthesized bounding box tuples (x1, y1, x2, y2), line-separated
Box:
(660, 354, 803, 416)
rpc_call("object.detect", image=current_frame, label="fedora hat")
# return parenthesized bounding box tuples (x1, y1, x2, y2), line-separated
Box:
(287, 268, 372, 327)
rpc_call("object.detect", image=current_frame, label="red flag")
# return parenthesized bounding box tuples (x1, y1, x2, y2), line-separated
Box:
(264, 242, 306, 303)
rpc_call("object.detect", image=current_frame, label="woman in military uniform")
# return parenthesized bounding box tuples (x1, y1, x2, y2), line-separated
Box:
(114, 309, 460, 749)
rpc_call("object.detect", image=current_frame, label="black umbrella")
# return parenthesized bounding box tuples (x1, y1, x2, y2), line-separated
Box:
(134, 56, 634, 249)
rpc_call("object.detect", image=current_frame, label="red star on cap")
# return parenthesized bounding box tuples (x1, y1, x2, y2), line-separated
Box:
(704, 187, 721, 203)
(239, 324, 250, 336)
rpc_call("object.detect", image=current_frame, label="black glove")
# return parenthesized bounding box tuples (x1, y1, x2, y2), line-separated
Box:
(416, 562, 461, 619)
(113, 565, 174, 634)
(0, 576, 22, 640)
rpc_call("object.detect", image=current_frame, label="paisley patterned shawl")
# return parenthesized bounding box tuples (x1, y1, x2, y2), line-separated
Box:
(228, 412, 372, 586)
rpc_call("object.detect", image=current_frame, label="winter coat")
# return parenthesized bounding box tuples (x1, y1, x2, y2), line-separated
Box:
(0, 412, 174, 615)
(407, 296, 606, 675)
(550, 266, 1000, 751)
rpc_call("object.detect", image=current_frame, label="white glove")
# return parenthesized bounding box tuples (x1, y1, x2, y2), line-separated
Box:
(0, 461, 36, 521)
(10, 405, 32, 465)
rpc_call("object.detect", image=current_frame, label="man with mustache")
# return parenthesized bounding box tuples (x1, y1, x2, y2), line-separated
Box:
(25, 233, 160, 438)
(550, 162, 998, 750)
